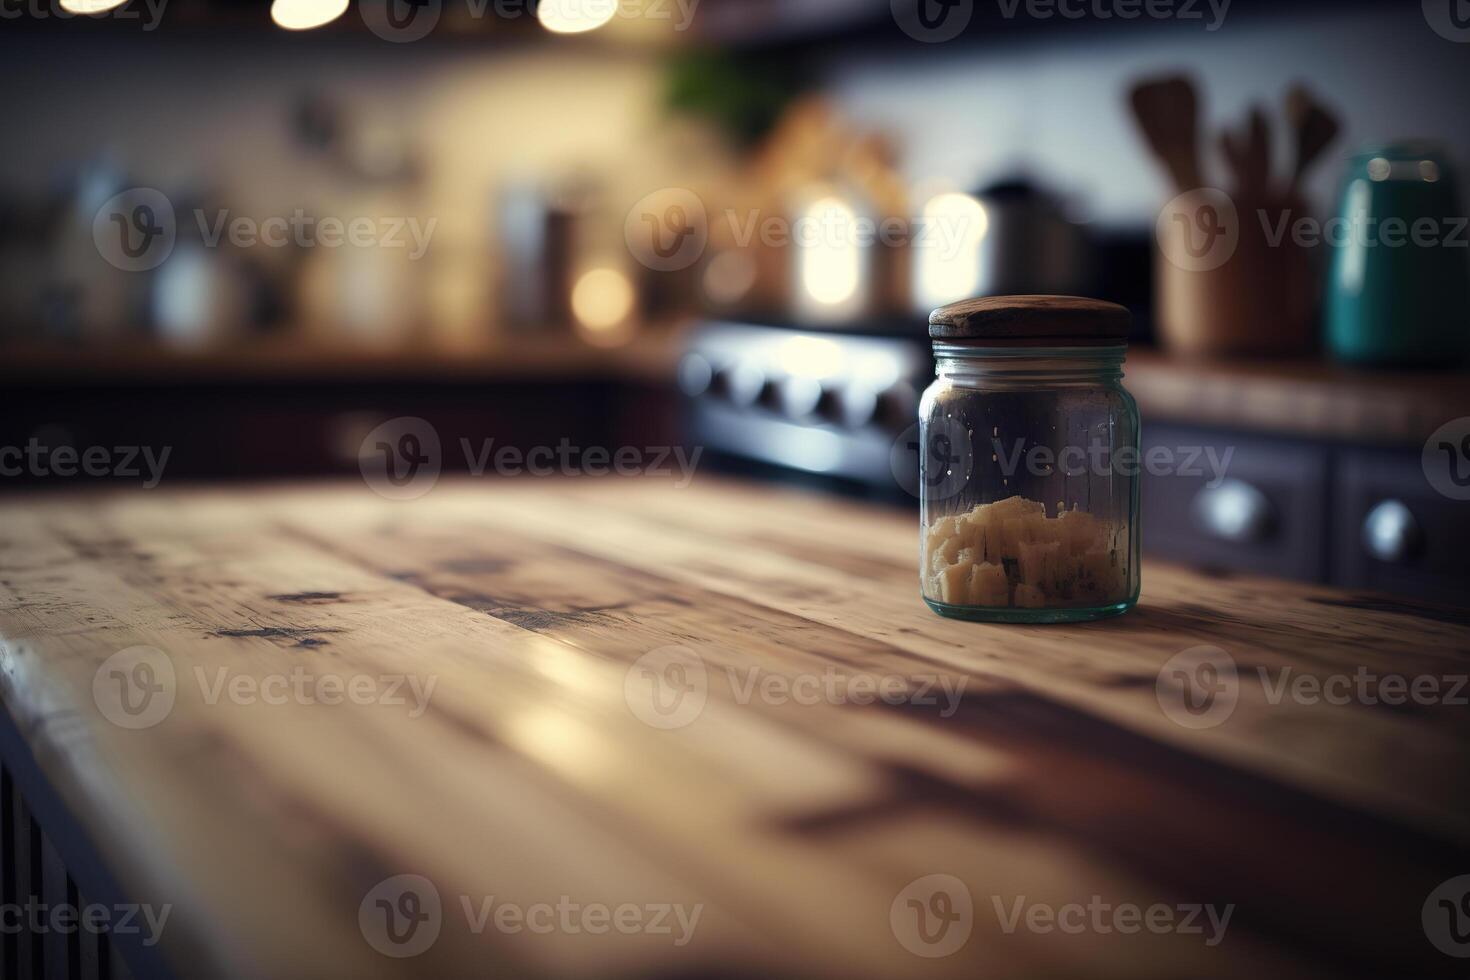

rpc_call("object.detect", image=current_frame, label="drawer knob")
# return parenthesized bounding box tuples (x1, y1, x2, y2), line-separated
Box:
(1362, 499, 1422, 564)
(1192, 479, 1274, 543)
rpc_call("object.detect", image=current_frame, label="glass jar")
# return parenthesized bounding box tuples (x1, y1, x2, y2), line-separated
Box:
(918, 296, 1141, 623)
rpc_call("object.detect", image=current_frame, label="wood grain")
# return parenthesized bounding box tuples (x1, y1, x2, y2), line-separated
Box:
(928, 295, 1131, 345)
(0, 478, 1466, 979)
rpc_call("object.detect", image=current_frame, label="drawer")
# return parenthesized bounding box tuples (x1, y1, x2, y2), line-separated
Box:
(1141, 424, 1329, 582)
(1333, 448, 1470, 606)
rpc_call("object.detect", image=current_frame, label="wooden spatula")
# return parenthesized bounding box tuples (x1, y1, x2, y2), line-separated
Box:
(1219, 126, 1247, 197)
(1217, 106, 1275, 201)
(1129, 75, 1203, 192)
(1244, 105, 1273, 198)
(1284, 83, 1341, 200)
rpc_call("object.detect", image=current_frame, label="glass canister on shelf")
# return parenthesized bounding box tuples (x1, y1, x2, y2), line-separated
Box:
(918, 295, 1141, 623)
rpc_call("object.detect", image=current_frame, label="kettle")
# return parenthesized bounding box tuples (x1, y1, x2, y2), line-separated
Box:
(1325, 143, 1470, 367)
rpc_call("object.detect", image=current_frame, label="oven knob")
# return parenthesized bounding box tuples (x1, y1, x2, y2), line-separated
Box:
(837, 386, 879, 429)
(778, 377, 824, 420)
(1363, 499, 1422, 564)
(677, 353, 713, 398)
(719, 362, 764, 408)
(1193, 479, 1274, 543)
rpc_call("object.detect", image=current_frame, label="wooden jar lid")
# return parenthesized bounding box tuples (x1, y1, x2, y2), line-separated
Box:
(929, 295, 1132, 346)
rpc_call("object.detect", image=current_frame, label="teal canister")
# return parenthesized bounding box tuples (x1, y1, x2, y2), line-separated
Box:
(1325, 143, 1470, 366)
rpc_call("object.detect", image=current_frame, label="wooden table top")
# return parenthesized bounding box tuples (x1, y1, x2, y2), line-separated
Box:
(0, 477, 1467, 979)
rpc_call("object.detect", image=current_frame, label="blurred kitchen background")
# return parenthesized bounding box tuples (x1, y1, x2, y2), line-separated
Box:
(2, 0, 1469, 604)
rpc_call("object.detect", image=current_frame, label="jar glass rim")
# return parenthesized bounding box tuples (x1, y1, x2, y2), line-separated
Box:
(931, 343, 1128, 359)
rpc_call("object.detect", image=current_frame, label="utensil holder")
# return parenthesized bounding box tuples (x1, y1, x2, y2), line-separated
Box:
(1156, 191, 1317, 357)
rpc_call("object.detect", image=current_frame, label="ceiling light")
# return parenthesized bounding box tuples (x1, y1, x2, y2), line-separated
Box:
(271, 0, 350, 31)
(537, 0, 618, 34)
(59, 0, 129, 13)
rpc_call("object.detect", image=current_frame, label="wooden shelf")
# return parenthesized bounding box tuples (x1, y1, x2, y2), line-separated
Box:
(1125, 348, 1470, 446)
(7, 327, 1466, 445)
(701, 0, 1389, 51)
(0, 328, 686, 386)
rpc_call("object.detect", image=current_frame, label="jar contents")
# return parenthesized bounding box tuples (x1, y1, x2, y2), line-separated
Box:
(924, 496, 1128, 609)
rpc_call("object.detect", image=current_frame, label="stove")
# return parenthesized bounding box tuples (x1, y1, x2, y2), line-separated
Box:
(679, 319, 933, 498)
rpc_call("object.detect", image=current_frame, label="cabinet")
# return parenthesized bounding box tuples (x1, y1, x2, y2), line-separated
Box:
(1142, 423, 1469, 606)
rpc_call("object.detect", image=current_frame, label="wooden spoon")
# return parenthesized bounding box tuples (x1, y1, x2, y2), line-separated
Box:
(1217, 106, 1273, 202)
(1284, 83, 1341, 200)
(1129, 75, 1204, 192)
(1219, 126, 1249, 197)
(1244, 105, 1273, 200)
